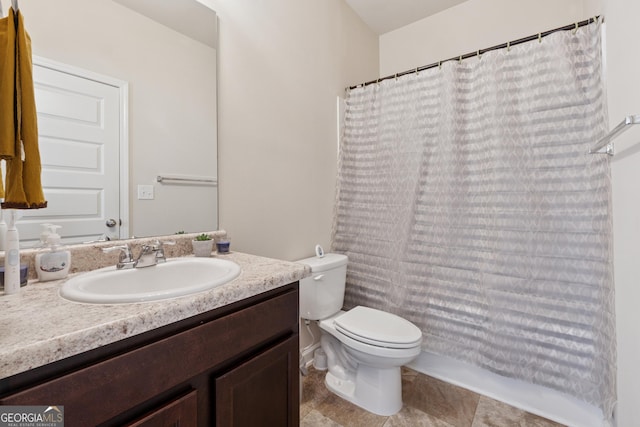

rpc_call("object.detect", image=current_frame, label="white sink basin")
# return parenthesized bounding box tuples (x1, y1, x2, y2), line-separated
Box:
(60, 257, 241, 304)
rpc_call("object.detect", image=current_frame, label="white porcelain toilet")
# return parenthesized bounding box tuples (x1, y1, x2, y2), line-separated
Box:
(298, 253, 423, 416)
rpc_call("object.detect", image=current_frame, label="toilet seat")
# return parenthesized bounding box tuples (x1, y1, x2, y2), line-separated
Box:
(333, 306, 422, 349)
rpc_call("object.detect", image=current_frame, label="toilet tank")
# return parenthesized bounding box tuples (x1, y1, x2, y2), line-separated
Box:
(297, 253, 348, 320)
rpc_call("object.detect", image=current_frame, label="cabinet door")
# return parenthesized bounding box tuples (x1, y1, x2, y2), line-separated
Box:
(126, 390, 197, 427)
(215, 336, 299, 427)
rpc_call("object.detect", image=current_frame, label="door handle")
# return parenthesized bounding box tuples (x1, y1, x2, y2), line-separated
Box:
(106, 218, 118, 227)
(313, 274, 325, 281)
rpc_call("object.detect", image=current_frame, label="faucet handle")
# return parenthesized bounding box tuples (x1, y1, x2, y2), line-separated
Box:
(102, 244, 135, 269)
(153, 239, 175, 248)
(153, 240, 175, 263)
(102, 244, 133, 260)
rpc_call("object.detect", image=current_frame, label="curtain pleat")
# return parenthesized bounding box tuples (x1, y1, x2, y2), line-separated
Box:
(332, 21, 615, 415)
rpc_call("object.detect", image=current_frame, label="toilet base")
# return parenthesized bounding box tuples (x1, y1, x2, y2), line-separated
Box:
(324, 365, 403, 416)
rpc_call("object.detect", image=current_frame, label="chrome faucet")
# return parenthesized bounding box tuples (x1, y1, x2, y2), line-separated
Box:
(102, 240, 176, 269)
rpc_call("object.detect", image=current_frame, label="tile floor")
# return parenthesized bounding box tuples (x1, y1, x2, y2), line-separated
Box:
(300, 367, 566, 427)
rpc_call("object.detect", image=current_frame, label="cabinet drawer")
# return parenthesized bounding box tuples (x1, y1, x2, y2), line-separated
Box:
(127, 390, 197, 427)
(0, 289, 298, 426)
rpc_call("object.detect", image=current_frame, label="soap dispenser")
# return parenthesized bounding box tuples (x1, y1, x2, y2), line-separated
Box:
(35, 224, 71, 282)
(38, 223, 52, 247)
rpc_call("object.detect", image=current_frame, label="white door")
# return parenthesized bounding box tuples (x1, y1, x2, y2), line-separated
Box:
(16, 61, 126, 245)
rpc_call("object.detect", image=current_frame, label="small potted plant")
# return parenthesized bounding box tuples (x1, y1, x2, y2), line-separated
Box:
(192, 233, 214, 257)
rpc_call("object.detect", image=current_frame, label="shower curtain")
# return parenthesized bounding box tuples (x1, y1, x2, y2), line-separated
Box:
(332, 20, 615, 416)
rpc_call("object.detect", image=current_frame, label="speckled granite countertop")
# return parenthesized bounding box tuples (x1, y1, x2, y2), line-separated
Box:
(0, 250, 310, 380)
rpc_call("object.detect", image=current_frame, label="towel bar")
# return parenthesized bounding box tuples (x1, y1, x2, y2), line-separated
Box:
(156, 175, 217, 186)
(590, 115, 640, 156)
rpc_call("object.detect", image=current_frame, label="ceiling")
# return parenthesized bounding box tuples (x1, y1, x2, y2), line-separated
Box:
(114, 0, 218, 48)
(345, 0, 469, 35)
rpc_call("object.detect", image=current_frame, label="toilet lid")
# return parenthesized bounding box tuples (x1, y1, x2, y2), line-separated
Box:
(334, 306, 422, 349)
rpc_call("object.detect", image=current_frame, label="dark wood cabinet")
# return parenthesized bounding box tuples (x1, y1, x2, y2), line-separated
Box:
(0, 283, 300, 427)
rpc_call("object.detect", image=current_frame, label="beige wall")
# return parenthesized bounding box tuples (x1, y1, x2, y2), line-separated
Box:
(20, 0, 218, 238)
(208, 0, 379, 261)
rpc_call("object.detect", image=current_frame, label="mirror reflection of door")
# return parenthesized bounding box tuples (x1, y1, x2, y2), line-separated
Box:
(16, 58, 127, 246)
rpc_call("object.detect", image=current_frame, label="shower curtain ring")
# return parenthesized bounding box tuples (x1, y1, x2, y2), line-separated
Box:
(507, 41, 511, 52)
(477, 50, 481, 60)
(572, 22, 579, 34)
(538, 32, 542, 43)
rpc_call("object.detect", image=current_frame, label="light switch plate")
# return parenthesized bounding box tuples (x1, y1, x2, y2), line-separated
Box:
(137, 184, 154, 200)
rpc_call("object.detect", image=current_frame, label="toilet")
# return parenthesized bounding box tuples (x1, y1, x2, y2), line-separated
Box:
(298, 253, 422, 416)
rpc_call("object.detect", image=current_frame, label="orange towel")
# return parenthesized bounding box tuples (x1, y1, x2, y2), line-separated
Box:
(0, 8, 46, 208)
(0, 9, 16, 161)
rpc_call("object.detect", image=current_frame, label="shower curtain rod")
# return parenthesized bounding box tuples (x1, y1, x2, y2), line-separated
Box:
(349, 16, 600, 90)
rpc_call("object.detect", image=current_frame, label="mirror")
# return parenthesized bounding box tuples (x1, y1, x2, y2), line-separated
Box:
(15, 0, 218, 244)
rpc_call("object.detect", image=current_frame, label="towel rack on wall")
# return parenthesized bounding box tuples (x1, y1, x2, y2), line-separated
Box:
(156, 175, 217, 186)
(590, 115, 640, 156)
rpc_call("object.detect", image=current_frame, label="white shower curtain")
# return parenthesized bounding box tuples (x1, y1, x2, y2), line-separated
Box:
(332, 21, 615, 416)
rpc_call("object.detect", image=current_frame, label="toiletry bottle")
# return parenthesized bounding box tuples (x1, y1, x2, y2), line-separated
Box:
(0, 208, 7, 251)
(35, 224, 71, 282)
(3, 210, 20, 294)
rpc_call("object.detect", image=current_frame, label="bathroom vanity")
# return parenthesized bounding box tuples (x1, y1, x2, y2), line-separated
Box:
(0, 249, 308, 426)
